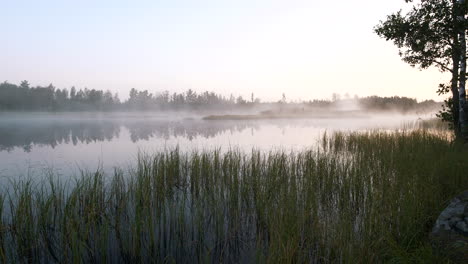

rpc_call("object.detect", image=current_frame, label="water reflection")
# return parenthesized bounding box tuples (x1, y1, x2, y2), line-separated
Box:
(0, 118, 261, 152)
(0, 121, 120, 152)
(0, 113, 430, 178)
(0, 112, 431, 154)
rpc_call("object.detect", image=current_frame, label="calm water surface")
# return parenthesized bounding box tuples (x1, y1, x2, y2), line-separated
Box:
(0, 112, 428, 178)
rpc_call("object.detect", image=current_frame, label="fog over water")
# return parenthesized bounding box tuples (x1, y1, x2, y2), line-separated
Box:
(0, 112, 435, 179)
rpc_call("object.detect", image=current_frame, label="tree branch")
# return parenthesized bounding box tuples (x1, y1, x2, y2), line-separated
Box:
(412, 57, 454, 72)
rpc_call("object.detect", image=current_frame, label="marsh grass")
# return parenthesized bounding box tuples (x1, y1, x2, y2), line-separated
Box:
(0, 130, 466, 263)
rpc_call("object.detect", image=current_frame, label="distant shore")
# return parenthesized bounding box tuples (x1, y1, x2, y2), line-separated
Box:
(203, 111, 370, 120)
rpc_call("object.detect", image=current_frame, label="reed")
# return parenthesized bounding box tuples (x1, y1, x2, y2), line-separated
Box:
(0, 129, 466, 263)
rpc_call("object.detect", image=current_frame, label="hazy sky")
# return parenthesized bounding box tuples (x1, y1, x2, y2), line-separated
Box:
(1, 0, 448, 101)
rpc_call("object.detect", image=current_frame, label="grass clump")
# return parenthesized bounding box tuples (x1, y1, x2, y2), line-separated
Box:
(0, 130, 466, 263)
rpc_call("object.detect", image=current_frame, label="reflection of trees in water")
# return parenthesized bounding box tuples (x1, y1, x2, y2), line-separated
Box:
(124, 120, 258, 143)
(0, 121, 121, 152)
(0, 119, 260, 152)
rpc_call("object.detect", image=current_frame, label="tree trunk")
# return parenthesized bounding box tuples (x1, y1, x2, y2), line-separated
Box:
(458, 0, 468, 139)
(452, 0, 461, 137)
(452, 59, 460, 137)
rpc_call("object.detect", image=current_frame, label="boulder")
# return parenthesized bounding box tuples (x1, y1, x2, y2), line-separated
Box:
(430, 190, 468, 263)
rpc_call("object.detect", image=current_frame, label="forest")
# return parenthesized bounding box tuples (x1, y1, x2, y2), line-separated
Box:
(0, 80, 440, 113)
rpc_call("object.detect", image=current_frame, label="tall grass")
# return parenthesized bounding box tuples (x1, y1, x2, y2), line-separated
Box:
(0, 130, 466, 263)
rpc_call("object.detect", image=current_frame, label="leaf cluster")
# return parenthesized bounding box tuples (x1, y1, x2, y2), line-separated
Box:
(436, 83, 455, 127)
(375, 0, 456, 72)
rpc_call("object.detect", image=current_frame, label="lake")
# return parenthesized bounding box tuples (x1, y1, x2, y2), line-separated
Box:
(0, 112, 430, 179)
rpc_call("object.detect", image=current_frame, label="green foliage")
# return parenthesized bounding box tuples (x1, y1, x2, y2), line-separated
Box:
(0, 130, 465, 263)
(436, 83, 456, 128)
(375, 0, 467, 136)
(375, 0, 454, 72)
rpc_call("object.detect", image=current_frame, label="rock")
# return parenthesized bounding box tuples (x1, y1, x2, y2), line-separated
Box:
(455, 221, 468, 235)
(449, 217, 463, 227)
(430, 190, 468, 263)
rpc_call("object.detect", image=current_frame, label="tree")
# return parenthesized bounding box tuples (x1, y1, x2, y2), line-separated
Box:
(103, 90, 114, 109)
(331, 93, 341, 102)
(236, 96, 246, 105)
(20, 80, 30, 89)
(70, 86, 76, 100)
(457, 0, 467, 137)
(186, 89, 197, 105)
(375, 0, 468, 139)
(129, 88, 138, 101)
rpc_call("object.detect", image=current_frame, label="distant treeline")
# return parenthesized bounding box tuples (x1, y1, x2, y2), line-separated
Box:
(357, 96, 439, 113)
(0, 81, 251, 111)
(0, 81, 440, 113)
